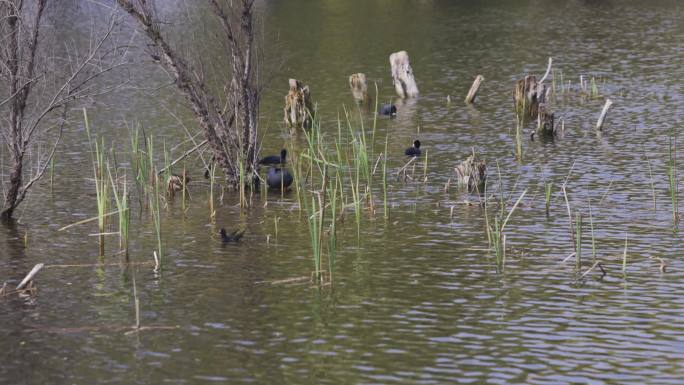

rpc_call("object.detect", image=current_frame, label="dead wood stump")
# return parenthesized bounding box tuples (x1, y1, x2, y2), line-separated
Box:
(284, 79, 313, 129)
(513, 75, 547, 119)
(349, 73, 370, 105)
(455, 151, 487, 193)
(390, 51, 419, 98)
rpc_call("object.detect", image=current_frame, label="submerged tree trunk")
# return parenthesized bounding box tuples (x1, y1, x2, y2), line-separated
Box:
(390, 51, 419, 98)
(117, 0, 261, 190)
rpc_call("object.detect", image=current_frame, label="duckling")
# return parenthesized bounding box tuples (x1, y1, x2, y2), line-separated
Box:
(266, 167, 293, 190)
(167, 171, 190, 197)
(405, 140, 421, 157)
(259, 148, 287, 166)
(379, 103, 397, 116)
(220, 227, 245, 243)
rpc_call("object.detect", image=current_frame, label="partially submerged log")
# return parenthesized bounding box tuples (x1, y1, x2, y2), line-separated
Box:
(348, 73, 370, 105)
(596, 98, 613, 131)
(389, 51, 419, 98)
(284, 79, 313, 129)
(464, 75, 484, 104)
(455, 151, 487, 193)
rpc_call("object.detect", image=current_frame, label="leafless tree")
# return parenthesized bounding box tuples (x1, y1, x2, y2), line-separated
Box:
(116, 0, 261, 192)
(0, 1, 125, 220)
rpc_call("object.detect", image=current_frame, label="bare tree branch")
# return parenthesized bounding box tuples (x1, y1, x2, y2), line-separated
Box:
(0, 1, 126, 219)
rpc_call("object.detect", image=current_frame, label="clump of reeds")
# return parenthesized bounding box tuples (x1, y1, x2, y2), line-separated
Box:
(486, 189, 527, 270)
(84, 109, 109, 256)
(107, 166, 130, 260)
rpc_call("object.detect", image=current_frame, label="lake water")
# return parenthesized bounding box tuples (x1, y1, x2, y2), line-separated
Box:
(2, 0, 684, 384)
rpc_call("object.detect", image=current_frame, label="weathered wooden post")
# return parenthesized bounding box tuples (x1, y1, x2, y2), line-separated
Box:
(390, 51, 419, 98)
(348, 73, 369, 104)
(464, 75, 484, 104)
(284, 79, 313, 129)
(596, 98, 613, 131)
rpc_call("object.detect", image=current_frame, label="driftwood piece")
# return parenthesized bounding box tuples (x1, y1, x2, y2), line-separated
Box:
(16, 263, 44, 290)
(389, 51, 419, 98)
(464, 75, 484, 104)
(348, 73, 370, 104)
(455, 151, 487, 192)
(284, 79, 313, 129)
(596, 98, 613, 131)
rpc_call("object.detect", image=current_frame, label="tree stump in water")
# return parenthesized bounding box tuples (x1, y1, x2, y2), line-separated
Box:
(513, 75, 547, 119)
(390, 51, 419, 98)
(455, 151, 487, 193)
(349, 73, 370, 105)
(284, 79, 313, 129)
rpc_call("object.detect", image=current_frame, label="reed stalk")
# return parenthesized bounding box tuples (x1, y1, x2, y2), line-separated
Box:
(107, 166, 130, 260)
(84, 109, 108, 256)
(382, 131, 389, 219)
(147, 136, 162, 265)
(575, 210, 582, 270)
(668, 134, 678, 222)
(622, 233, 628, 275)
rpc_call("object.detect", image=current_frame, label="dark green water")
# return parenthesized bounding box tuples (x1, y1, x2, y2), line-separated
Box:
(2, 0, 684, 384)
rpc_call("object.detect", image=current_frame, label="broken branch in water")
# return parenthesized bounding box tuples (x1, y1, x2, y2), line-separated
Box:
(464, 75, 484, 104)
(596, 98, 613, 130)
(16, 263, 44, 290)
(157, 139, 208, 176)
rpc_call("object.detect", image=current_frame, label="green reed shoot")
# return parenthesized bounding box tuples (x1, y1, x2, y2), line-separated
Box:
(590, 77, 600, 98)
(129, 124, 150, 209)
(84, 109, 108, 256)
(107, 166, 130, 259)
(147, 136, 162, 264)
(544, 181, 553, 214)
(304, 166, 329, 285)
(487, 189, 527, 270)
(575, 210, 582, 270)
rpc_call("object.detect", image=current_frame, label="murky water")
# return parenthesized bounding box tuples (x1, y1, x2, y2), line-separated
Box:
(2, 1, 684, 384)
